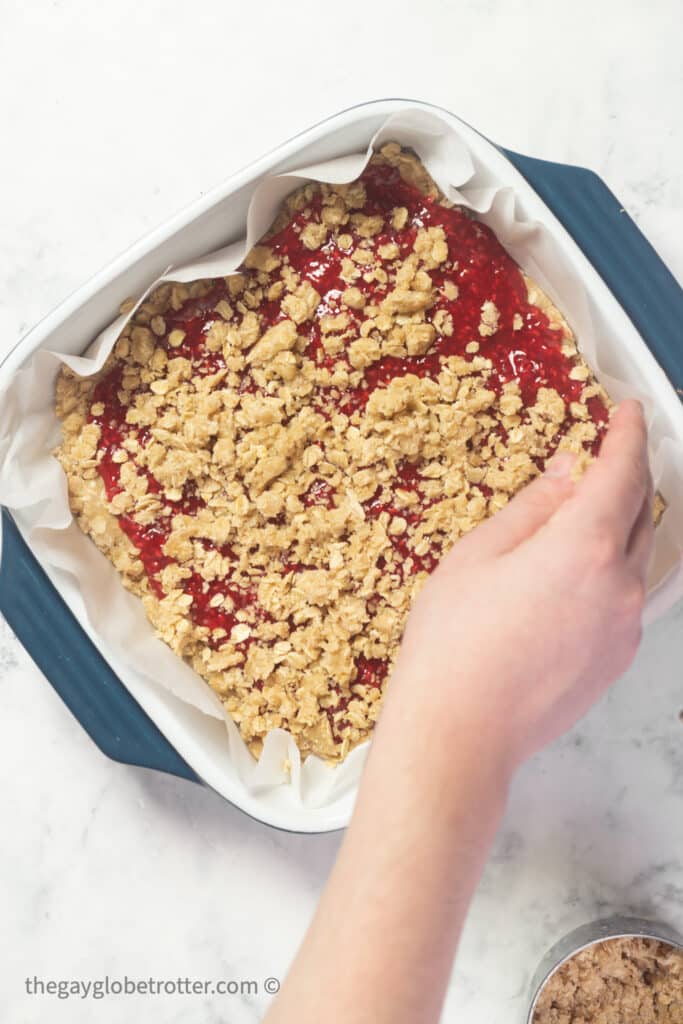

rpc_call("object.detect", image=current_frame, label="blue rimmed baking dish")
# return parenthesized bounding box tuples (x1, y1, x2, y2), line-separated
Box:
(1, 99, 682, 831)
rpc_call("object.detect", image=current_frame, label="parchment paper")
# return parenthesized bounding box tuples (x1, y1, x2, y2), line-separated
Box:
(1, 108, 682, 810)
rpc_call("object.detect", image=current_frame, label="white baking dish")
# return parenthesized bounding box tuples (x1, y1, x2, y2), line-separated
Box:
(2, 99, 682, 832)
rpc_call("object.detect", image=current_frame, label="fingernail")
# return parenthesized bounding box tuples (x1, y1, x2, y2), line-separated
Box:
(545, 452, 576, 478)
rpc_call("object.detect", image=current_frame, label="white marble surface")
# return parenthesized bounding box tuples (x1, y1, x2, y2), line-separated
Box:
(1, 1, 682, 1020)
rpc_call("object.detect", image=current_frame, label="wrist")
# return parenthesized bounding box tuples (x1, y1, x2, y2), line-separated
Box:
(381, 658, 519, 791)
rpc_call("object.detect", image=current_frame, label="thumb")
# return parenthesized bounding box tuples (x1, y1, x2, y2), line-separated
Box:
(465, 451, 577, 559)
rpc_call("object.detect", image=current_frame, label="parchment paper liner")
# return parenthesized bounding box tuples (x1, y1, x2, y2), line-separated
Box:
(2, 109, 681, 810)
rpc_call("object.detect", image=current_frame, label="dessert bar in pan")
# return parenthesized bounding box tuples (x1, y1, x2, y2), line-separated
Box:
(55, 144, 659, 763)
(2, 101, 682, 832)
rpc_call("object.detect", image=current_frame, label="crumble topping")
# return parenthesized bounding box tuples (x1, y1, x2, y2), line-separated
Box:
(532, 937, 683, 1023)
(56, 143, 617, 762)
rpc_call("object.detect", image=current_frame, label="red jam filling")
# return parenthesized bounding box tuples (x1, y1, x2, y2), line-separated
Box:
(89, 161, 607, 744)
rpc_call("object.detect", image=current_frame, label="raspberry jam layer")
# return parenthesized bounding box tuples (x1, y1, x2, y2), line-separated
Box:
(90, 160, 607, 745)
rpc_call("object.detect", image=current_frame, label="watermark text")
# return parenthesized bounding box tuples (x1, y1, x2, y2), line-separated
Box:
(25, 975, 280, 1000)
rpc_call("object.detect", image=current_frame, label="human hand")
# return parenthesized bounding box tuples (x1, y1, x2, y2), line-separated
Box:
(389, 400, 654, 772)
(265, 406, 653, 1024)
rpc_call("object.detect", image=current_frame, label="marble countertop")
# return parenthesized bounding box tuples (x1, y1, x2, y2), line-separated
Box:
(1, 1, 681, 1021)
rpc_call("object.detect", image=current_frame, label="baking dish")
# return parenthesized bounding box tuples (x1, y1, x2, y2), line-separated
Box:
(1, 98, 682, 832)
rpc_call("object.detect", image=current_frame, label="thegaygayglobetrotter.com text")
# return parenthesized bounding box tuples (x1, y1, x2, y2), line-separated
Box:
(25, 975, 281, 1000)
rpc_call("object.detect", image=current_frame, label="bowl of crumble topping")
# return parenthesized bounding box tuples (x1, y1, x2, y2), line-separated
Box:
(1, 100, 683, 830)
(527, 917, 683, 1024)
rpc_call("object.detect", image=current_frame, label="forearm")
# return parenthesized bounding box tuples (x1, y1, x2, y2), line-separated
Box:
(266, 403, 652, 1024)
(265, 669, 511, 1024)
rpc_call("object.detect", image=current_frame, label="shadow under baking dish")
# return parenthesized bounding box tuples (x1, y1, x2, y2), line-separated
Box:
(1, 99, 682, 832)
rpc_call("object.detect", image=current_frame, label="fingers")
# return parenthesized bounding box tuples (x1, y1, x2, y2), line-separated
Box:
(627, 466, 655, 581)
(447, 399, 651, 574)
(567, 400, 650, 549)
(457, 450, 576, 560)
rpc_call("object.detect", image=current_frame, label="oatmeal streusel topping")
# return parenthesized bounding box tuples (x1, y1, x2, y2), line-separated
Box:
(532, 937, 683, 1023)
(56, 144, 618, 762)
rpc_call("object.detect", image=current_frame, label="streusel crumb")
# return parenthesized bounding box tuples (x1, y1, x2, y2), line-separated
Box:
(56, 144, 620, 762)
(532, 937, 683, 1023)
